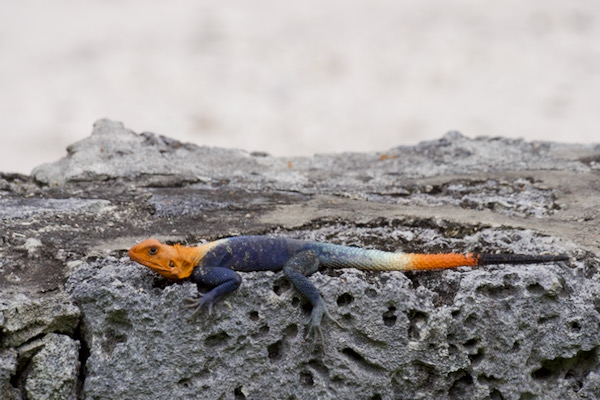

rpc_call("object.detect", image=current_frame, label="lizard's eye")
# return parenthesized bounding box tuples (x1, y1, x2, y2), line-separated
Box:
(148, 247, 158, 255)
(169, 260, 175, 269)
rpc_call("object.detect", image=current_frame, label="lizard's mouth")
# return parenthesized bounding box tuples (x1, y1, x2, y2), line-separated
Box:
(127, 249, 147, 265)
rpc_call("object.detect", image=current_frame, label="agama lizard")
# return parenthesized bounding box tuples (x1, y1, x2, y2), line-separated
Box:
(128, 236, 568, 341)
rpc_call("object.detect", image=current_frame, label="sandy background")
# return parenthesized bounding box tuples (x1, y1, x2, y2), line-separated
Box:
(1, 0, 599, 174)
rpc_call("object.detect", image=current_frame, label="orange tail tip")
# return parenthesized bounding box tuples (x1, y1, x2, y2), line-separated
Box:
(407, 252, 569, 271)
(408, 253, 478, 271)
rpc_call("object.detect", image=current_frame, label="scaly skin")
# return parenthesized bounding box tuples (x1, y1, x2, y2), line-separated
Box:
(128, 235, 568, 345)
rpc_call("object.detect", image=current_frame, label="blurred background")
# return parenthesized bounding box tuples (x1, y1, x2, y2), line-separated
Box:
(1, 0, 599, 174)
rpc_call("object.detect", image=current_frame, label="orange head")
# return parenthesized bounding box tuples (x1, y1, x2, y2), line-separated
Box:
(127, 238, 202, 280)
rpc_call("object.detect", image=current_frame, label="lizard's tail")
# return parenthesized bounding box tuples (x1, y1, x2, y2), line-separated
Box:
(313, 243, 568, 271)
(405, 252, 569, 271)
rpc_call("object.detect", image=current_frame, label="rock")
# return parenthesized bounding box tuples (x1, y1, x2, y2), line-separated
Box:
(0, 349, 19, 400)
(2, 119, 600, 399)
(0, 290, 80, 348)
(23, 333, 80, 400)
(31, 119, 253, 187)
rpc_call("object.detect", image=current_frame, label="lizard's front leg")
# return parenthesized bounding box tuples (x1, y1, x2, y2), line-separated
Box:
(186, 266, 242, 317)
(283, 250, 341, 346)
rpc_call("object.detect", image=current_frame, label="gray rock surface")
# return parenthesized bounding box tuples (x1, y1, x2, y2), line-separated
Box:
(0, 290, 80, 348)
(0, 348, 19, 400)
(2, 119, 600, 399)
(23, 333, 80, 400)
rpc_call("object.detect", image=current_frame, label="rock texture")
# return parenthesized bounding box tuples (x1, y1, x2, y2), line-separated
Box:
(1, 119, 600, 399)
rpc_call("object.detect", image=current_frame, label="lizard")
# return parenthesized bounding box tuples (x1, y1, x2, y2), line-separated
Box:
(128, 235, 568, 342)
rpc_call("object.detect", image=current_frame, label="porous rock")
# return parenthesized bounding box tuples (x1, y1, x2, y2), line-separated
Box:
(0, 290, 80, 348)
(23, 333, 80, 400)
(2, 119, 600, 399)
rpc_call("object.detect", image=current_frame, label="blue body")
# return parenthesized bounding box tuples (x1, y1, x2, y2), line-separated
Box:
(198, 235, 395, 272)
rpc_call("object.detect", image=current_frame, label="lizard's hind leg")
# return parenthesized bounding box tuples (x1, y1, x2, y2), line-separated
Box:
(283, 250, 342, 347)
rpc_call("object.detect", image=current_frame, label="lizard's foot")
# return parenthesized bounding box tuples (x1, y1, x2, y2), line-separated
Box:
(306, 323, 325, 351)
(183, 294, 214, 318)
(305, 304, 343, 350)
